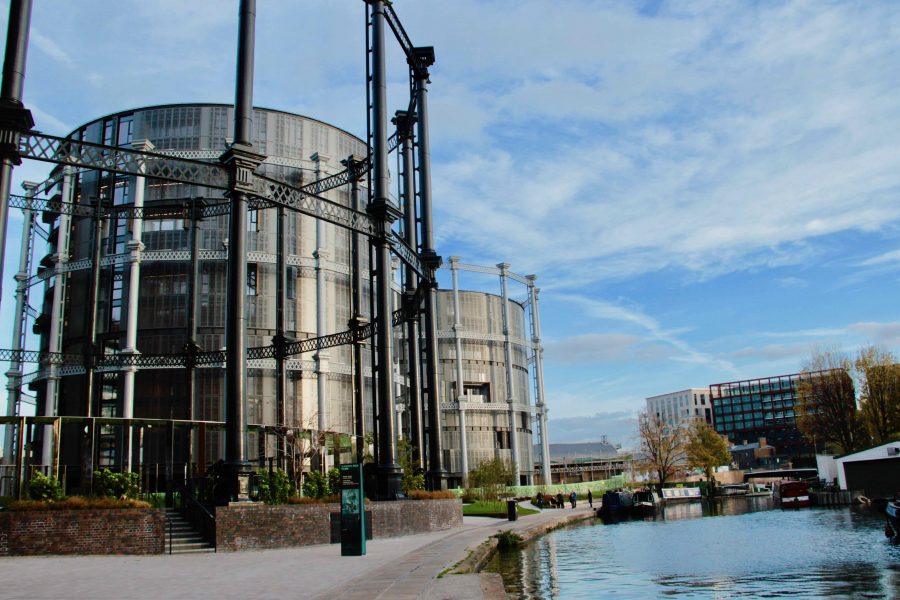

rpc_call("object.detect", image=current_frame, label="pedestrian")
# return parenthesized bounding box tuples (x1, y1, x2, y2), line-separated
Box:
(570, 490, 577, 508)
(556, 492, 564, 509)
(587, 489, 593, 507)
(536, 491, 544, 509)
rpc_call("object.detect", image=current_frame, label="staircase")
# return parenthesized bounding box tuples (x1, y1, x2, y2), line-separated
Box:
(165, 509, 215, 554)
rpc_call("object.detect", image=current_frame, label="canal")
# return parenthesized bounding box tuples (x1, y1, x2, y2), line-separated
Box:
(484, 498, 900, 599)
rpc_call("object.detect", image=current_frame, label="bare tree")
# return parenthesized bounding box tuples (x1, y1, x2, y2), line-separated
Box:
(796, 350, 862, 455)
(856, 345, 900, 446)
(637, 411, 686, 491)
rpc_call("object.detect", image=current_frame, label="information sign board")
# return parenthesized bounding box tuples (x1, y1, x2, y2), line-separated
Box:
(340, 463, 366, 556)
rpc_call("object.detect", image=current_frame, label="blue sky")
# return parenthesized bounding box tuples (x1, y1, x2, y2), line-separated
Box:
(2, 1, 899, 448)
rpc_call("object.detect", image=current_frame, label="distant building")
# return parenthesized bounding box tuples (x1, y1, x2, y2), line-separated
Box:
(645, 388, 712, 428)
(729, 437, 777, 470)
(709, 371, 838, 463)
(818, 441, 900, 500)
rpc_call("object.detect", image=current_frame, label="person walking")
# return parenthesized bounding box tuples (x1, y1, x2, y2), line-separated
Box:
(556, 492, 564, 509)
(570, 490, 577, 508)
(587, 489, 593, 508)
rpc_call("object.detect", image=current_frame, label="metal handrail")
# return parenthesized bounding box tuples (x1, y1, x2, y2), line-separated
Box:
(176, 486, 216, 551)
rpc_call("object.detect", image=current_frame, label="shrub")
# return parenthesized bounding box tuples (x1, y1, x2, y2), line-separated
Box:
(302, 471, 327, 499)
(460, 490, 478, 503)
(494, 530, 524, 549)
(398, 439, 425, 494)
(28, 472, 64, 501)
(256, 468, 292, 504)
(9, 496, 150, 511)
(407, 489, 457, 500)
(93, 468, 140, 499)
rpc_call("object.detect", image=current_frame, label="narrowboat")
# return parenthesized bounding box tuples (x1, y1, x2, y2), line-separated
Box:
(774, 480, 811, 508)
(886, 497, 899, 542)
(661, 487, 702, 503)
(631, 489, 661, 517)
(598, 489, 634, 517)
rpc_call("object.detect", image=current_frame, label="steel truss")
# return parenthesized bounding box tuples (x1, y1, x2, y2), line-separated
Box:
(0, 0, 443, 499)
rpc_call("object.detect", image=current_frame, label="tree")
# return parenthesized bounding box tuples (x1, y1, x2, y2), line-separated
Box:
(397, 438, 424, 494)
(685, 420, 731, 496)
(467, 457, 516, 505)
(795, 350, 862, 454)
(856, 345, 900, 446)
(637, 411, 686, 491)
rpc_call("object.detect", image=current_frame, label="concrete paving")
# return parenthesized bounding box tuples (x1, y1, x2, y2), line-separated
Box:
(0, 503, 596, 600)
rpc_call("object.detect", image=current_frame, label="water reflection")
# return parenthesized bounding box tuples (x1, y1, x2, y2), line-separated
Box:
(485, 502, 900, 599)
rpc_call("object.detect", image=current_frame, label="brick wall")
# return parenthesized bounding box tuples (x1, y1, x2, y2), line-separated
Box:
(216, 498, 462, 552)
(0, 509, 166, 556)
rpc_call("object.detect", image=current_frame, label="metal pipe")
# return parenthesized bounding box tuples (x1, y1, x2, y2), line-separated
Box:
(412, 47, 444, 489)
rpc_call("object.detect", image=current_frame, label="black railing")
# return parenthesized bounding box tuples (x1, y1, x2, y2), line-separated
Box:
(176, 486, 216, 550)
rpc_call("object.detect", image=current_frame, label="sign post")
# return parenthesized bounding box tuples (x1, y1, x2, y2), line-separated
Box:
(340, 462, 366, 556)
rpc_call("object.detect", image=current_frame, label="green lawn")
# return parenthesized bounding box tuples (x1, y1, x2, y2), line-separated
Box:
(462, 500, 538, 518)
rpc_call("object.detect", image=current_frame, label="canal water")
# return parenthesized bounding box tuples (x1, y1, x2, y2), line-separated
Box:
(484, 498, 900, 599)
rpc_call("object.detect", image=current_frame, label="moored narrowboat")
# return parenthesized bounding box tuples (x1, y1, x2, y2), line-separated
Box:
(774, 480, 811, 508)
(631, 489, 661, 517)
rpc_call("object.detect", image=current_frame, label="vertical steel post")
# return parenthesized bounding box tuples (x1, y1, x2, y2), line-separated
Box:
(121, 140, 153, 473)
(220, 0, 264, 502)
(528, 277, 551, 485)
(449, 257, 468, 482)
(186, 197, 202, 472)
(4, 180, 35, 466)
(394, 110, 424, 469)
(343, 156, 368, 464)
(412, 46, 445, 489)
(41, 166, 72, 466)
(0, 0, 34, 316)
(368, 0, 402, 499)
(275, 204, 286, 469)
(498, 263, 520, 484)
(312, 153, 330, 463)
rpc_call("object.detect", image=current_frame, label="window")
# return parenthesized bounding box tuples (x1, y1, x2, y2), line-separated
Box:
(286, 266, 296, 300)
(247, 263, 258, 296)
(248, 209, 259, 232)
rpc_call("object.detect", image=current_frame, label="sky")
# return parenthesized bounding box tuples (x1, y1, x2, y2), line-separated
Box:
(1, 0, 899, 449)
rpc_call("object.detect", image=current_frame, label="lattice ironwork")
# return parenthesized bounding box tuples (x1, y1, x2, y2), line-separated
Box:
(389, 231, 425, 278)
(252, 173, 375, 236)
(17, 131, 231, 189)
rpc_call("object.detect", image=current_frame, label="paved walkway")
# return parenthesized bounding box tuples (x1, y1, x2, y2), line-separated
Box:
(0, 503, 596, 600)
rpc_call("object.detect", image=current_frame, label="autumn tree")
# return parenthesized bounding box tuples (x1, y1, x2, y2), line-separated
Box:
(795, 350, 863, 455)
(856, 346, 900, 446)
(685, 419, 731, 497)
(637, 411, 686, 491)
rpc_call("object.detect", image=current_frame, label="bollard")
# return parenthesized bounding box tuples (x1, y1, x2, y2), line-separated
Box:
(507, 499, 517, 521)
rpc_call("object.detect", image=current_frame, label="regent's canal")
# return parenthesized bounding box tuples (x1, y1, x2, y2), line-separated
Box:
(484, 498, 900, 599)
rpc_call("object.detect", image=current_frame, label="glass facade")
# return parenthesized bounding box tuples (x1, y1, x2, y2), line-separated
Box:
(710, 373, 817, 461)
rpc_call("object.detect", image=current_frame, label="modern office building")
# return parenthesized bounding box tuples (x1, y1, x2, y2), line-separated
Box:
(2, 103, 548, 491)
(645, 388, 712, 428)
(709, 372, 825, 462)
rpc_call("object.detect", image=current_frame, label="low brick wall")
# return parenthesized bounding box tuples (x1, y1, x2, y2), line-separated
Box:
(216, 498, 462, 552)
(0, 509, 165, 556)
